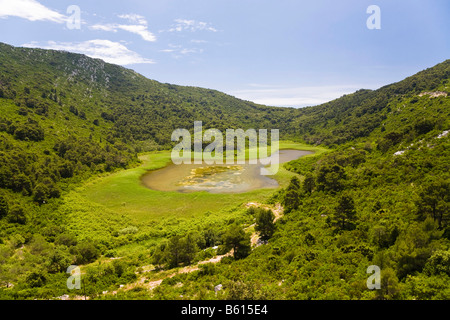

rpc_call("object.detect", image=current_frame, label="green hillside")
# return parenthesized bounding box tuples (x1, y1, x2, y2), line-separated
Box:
(0, 43, 448, 300)
(0, 42, 295, 150)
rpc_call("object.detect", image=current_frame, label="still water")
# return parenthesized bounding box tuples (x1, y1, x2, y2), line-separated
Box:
(141, 149, 312, 194)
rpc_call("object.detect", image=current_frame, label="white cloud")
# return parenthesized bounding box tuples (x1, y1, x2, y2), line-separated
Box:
(90, 14, 156, 42)
(117, 14, 147, 26)
(191, 39, 208, 44)
(22, 40, 155, 65)
(180, 48, 203, 55)
(0, 0, 66, 23)
(116, 24, 156, 42)
(228, 85, 370, 107)
(160, 44, 203, 58)
(166, 19, 217, 32)
(90, 24, 117, 32)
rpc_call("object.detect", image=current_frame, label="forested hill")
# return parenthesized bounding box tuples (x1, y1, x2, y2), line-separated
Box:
(291, 59, 450, 145)
(0, 42, 294, 151)
(1, 41, 449, 150)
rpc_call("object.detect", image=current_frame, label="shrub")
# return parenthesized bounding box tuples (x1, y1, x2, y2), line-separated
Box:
(14, 122, 44, 141)
(25, 271, 47, 288)
(423, 250, 450, 276)
(7, 205, 27, 224)
(72, 241, 99, 264)
(118, 226, 138, 235)
(0, 194, 9, 218)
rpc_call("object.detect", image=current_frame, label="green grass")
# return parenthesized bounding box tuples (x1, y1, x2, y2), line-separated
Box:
(62, 141, 328, 250)
(278, 140, 329, 156)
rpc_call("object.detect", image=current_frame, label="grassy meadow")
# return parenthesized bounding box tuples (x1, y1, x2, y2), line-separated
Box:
(60, 141, 327, 256)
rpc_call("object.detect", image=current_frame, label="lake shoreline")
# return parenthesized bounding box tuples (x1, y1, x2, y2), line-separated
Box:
(140, 149, 313, 194)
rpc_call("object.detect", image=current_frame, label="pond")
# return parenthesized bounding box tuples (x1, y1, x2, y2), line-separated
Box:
(140, 149, 312, 194)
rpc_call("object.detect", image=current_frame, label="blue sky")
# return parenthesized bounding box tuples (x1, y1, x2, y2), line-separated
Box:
(0, 0, 449, 107)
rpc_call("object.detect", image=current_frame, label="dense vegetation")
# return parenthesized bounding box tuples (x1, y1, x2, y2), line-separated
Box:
(0, 42, 449, 300)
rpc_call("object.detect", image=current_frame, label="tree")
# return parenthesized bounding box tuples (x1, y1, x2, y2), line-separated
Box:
(151, 241, 168, 268)
(223, 223, 251, 260)
(423, 250, 450, 276)
(69, 105, 78, 116)
(287, 176, 301, 191)
(155, 233, 202, 268)
(0, 262, 14, 288)
(11, 173, 32, 195)
(7, 205, 26, 224)
(416, 178, 449, 229)
(33, 178, 61, 204)
(55, 232, 78, 247)
(284, 190, 300, 213)
(112, 259, 126, 277)
(33, 183, 50, 204)
(203, 226, 220, 248)
(404, 274, 450, 300)
(165, 235, 183, 268)
(376, 268, 402, 300)
(13, 122, 44, 141)
(303, 173, 315, 194)
(414, 118, 435, 135)
(283, 176, 301, 213)
(79, 111, 86, 120)
(58, 160, 75, 178)
(333, 193, 356, 230)
(316, 163, 346, 193)
(29, 234, 50, 255)
(25, 270, 47, 288)
(0, 194, 8, 218)
(180, 232, 200, 265)
(255, 208, 275, 241)
(46, 247, 72, 273)
(72, 241, 98, 264)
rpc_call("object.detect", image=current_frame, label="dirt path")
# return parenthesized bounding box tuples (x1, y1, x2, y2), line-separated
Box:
(245, 202, 284, 246)
(108, 252, 233, 295)
(245, 202, 284, 221)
